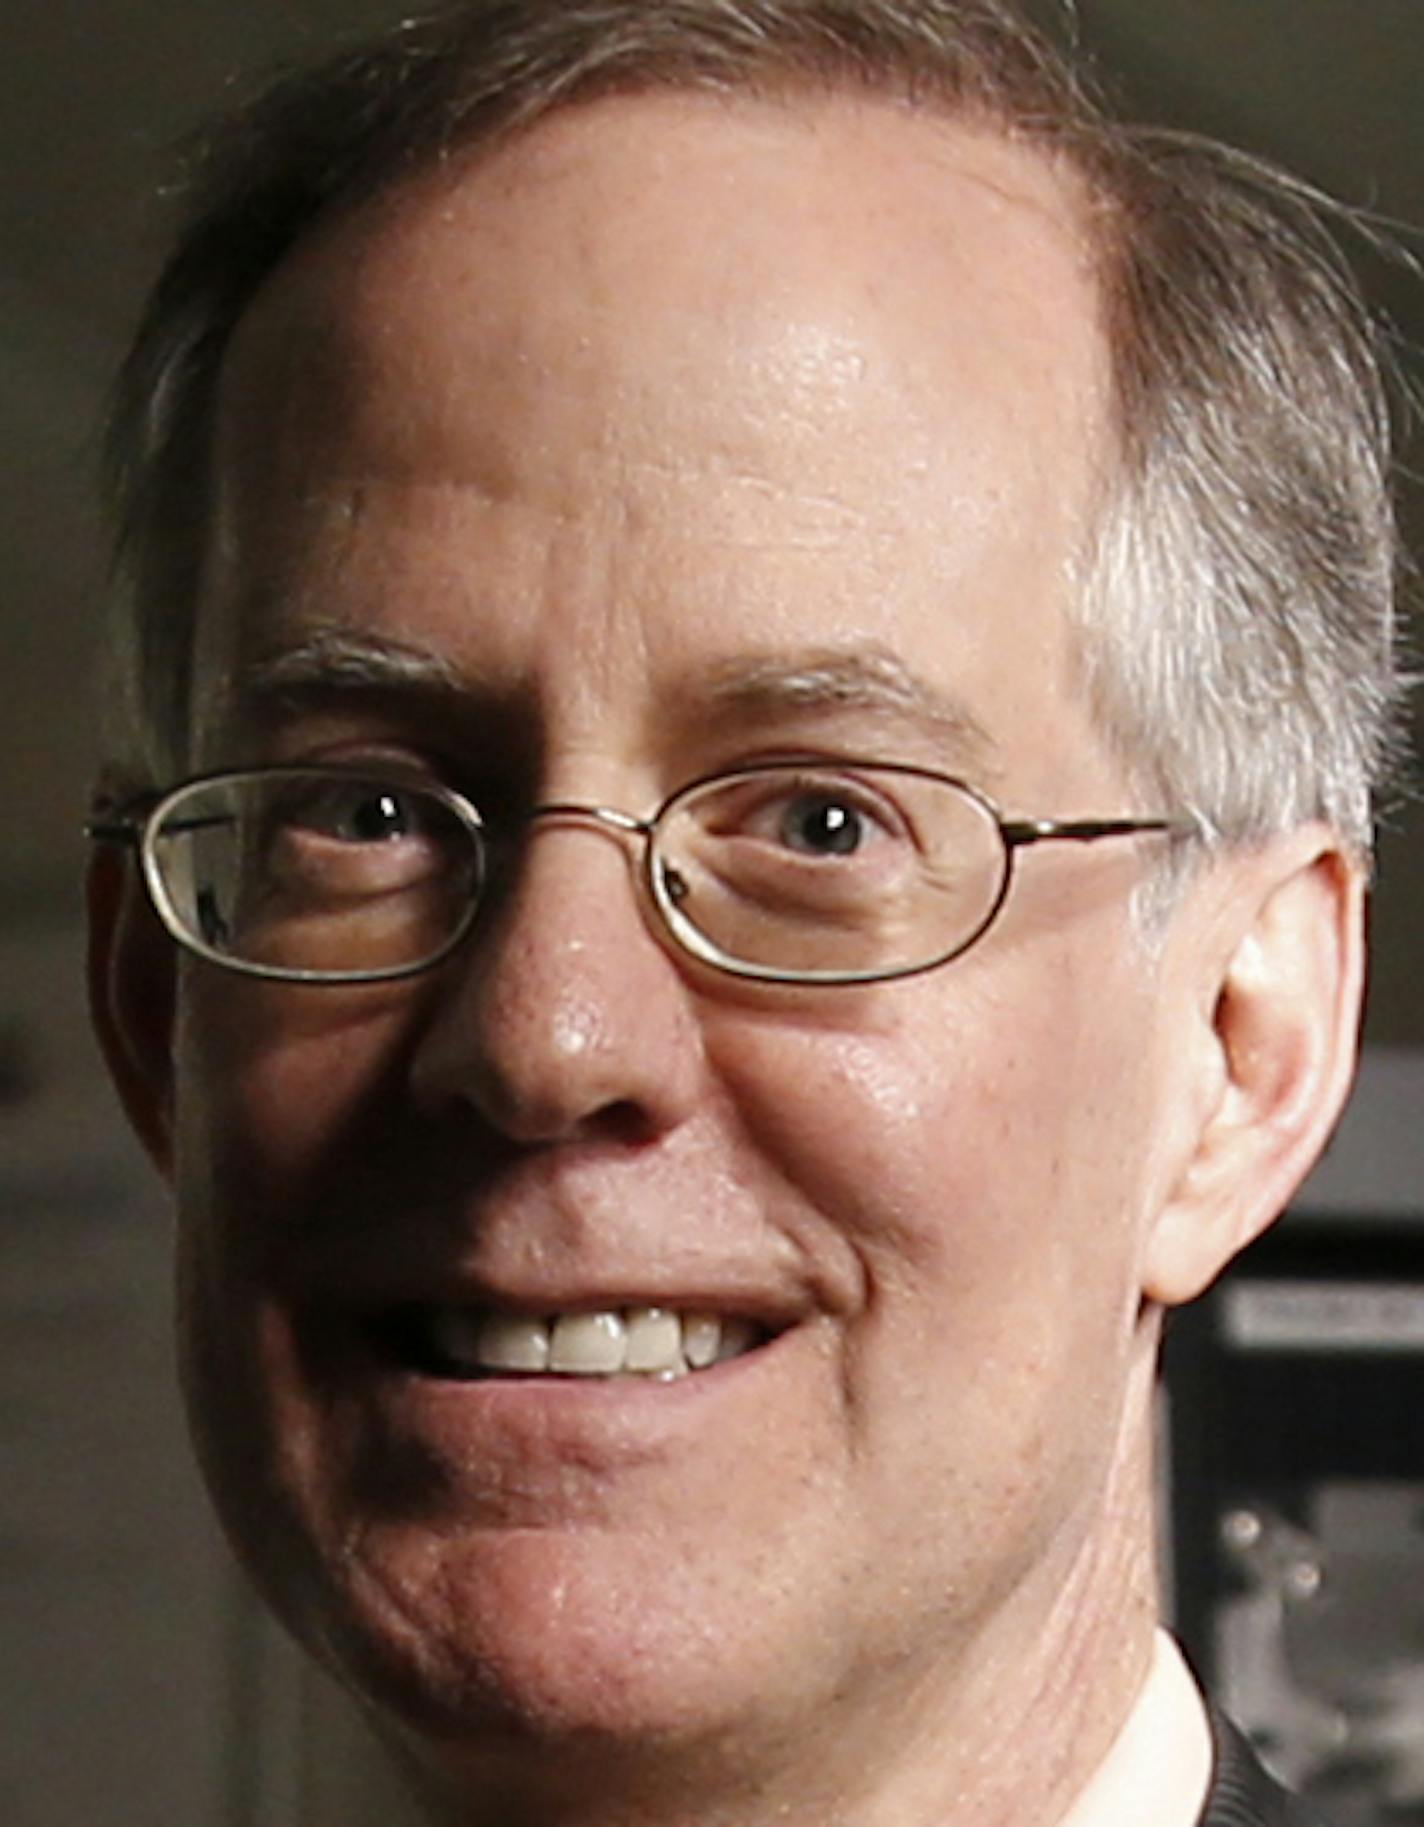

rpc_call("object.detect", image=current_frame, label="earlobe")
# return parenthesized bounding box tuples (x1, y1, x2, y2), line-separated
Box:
(87, 843, 178, 1178)
(1142, 833, 1365, 1307)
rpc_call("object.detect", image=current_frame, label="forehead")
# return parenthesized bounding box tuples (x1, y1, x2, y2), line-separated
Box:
(203, 89, 1114, 788)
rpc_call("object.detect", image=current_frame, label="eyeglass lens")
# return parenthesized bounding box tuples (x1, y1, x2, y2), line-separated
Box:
(654, 765, 1007, 979)
(148, 772, 481, 978)
(144, 765, 1011, 983)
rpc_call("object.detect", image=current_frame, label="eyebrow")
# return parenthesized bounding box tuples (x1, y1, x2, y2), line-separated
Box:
(234, 627, 468, 705)
(228, 628, 997, 779)
(694, 647, 999, 777)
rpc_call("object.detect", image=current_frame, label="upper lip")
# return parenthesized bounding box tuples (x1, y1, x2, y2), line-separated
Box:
(281, 1234, 812, 1330)
(351, 1275, 808, 1332)
(271, 1143, 826, 1332)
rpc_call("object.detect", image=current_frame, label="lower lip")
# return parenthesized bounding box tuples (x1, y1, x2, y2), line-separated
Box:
(324, 1318, 793, 1466)
(393, 1337, 773, 1402)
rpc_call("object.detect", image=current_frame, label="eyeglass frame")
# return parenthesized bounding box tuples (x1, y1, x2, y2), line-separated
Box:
(87, 758, 1188, 989)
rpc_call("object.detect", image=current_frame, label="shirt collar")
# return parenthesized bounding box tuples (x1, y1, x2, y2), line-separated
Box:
(1056, 1631, 1213, 1827)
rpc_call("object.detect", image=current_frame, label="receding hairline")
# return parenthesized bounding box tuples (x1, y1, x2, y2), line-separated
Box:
(103, 0, 1404, 858)
(103, 2, 1137, 793)
(217, 72, 1114, 382)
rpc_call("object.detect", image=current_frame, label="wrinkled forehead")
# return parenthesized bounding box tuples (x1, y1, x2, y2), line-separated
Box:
(219, 88, 1109, 462)
(199, 89, 1115, 769)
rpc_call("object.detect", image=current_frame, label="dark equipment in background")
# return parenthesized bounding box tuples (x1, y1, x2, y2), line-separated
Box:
(1167, 1182, 1424, 1827)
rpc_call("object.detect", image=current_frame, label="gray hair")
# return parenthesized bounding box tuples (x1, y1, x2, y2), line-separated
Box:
(101, 0, 1410, 857)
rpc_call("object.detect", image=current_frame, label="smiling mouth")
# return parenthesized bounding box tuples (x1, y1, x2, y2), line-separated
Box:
(371, 1305, 771, 1382)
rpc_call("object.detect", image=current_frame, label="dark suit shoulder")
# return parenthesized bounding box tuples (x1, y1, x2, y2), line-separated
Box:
(1200, 1706, 1333, 1827)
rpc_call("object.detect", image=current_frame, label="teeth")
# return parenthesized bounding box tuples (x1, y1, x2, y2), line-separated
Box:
(549, 1310, 626, 1373)
(623, 1306, 683, 1373)
(682, 1313, 722, 1370)
(473, 1313, 550, 1373)
(413, 1306, 762, 1379)
(716, 1317, 758, 1362)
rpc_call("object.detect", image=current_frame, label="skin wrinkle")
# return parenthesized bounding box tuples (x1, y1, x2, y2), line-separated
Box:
(221, 627, 1007, 814)
(611, 449, 880, 534)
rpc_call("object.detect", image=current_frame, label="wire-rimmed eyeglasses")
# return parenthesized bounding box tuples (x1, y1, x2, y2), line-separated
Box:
(87, 760, 1184, 987)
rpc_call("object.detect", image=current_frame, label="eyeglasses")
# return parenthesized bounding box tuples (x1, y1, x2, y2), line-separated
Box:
(88, 761, 1182, 987)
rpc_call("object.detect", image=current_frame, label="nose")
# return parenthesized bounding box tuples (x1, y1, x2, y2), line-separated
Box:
(407, 808, 706, 1146)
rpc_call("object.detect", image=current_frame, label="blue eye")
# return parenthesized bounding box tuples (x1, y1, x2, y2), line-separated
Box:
(285, 783, 421, 844)
(327, 788, 413, 843)
(779, 794, 865, 856)
(260, 778, 459, 893)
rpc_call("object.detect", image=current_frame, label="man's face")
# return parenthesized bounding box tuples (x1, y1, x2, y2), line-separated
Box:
(167, 93, 1189, 1787)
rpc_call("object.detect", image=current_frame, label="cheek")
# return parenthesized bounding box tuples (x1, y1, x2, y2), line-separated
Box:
(173, 970, 423, 1200)
(168, 981, 414, 1639)
(707, 950, 1158, 1365)
(168, 975, 415, 1445)
(697, 954, 1161, 1607)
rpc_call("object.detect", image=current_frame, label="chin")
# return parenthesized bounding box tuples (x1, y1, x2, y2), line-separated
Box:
(270, 1522, 816, 1789)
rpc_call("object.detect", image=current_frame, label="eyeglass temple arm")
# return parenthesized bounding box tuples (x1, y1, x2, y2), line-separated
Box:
(87, 785, 163, 845)
(86, 817, 142, 846)
(87, 806, 237, 845)
(1001, 816, 1183, 851)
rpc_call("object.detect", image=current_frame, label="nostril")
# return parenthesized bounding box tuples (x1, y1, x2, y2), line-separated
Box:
(593, 1098, 667, 1146)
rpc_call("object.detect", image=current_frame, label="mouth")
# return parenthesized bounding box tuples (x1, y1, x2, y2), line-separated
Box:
(369, 1304, 773, 1383)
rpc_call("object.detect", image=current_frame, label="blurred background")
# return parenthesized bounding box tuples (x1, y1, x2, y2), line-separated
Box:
(2, 3, 1421, 1824)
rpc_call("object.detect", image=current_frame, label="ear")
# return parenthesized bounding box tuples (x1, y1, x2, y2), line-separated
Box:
(87, 841, 178, 1178)
(1142, 830, 1365, 1307)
